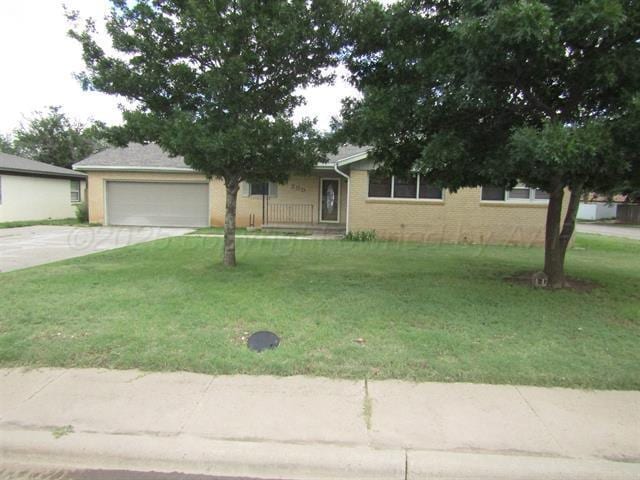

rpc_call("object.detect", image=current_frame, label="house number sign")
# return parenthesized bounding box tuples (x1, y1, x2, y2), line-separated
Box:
(290, 184, 306, 193)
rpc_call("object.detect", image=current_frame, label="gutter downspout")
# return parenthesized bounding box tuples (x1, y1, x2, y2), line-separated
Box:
(334, 162, 350, 234)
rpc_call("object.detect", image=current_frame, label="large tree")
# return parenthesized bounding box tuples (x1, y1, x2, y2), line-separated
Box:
(69, 0, 344, 266)
(0, 134, 15, 155)
(2, 106, 108, 168)
(339, 0, 640, 287)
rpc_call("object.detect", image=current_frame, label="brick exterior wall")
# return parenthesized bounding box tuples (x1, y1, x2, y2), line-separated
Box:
(212, 173, 347, 227)
(348, 170, 565, 246)
(84, 168, 563, 246)
(85, 171, 346, 228)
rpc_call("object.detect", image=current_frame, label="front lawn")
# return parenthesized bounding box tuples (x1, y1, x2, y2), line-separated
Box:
(0, 234, 638, 389)
(190, 227, 310, 236)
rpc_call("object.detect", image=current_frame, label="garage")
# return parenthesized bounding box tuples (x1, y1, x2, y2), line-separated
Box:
(106, 181, 209, 227)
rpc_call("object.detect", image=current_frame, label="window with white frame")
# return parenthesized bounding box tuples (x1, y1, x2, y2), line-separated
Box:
(481, 184, 549, 202)
(368, 172, 443, 200)
(0, 176, 2, 204)
(368, 173, 392, 197)
(249, 182, 269, 196)
(533, 189, 550, 200)
(70, 180, 81, 203)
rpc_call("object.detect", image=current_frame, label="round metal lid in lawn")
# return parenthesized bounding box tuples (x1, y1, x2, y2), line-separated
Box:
(247, 331, 280, 352)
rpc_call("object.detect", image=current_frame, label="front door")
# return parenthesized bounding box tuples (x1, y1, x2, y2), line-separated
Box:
(320, 178, 340, 223)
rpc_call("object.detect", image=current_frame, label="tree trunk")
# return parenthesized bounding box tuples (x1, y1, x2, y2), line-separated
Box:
(543, 184, 582, 288)
(223, 178, 240, 267)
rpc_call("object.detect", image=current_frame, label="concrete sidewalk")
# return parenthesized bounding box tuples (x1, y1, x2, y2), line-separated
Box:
(576, 223, 640, 240)
(1, 368, 638, 479)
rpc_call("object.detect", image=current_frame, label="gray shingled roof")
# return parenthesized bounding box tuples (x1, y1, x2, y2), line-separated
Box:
(74, 143, 190, 170)
(323, 144, 371, 164)
(0, 152, 86, 179)
(73, 142, 371, 170)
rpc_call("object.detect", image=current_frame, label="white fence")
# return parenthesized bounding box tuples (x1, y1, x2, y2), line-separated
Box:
(577, 202, 617, 221)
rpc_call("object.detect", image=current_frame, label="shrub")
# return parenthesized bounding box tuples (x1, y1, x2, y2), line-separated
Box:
(75, 202, 89, 223)
(344, 230, 376, 241)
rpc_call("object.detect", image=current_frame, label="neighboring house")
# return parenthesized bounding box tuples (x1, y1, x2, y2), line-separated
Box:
(73, 143, 560, 246)
(0, 152, 87, 222)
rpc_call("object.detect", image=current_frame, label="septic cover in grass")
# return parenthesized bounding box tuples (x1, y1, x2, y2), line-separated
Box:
(247, 331, 280, 352)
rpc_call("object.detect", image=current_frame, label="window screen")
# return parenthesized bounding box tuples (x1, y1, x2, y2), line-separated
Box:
(419, 177, 443, 199)
(509, 187, 531, 200)
(534, 189, 550, 200)
(70, 180, 81, 202)
(368, 173, 392, 197)
(393, 175, 418, 198)
(481, 186, 505, 201)
(250, 182, 269, 196)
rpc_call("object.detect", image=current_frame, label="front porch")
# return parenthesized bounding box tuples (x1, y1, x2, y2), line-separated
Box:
(239, 171, 348, 234)
(261, 200, 346, 234)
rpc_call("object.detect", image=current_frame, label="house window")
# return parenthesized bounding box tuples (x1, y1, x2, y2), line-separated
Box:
(0, 176, 2, 205)
(419, 176, 443, 200)
(481, 184, 549, 202)
(393, 175, 417, 198)
(534, 189, 550, 200)
(481, 186, 506, 201)
(70, 180, 81, 203)
(368, 172, 443, 200)
(508, 186, 530, 200)
(249, 182, 269, 196)
(368, 173, 392, 198)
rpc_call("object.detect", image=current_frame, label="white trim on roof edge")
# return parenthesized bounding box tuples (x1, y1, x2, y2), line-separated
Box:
(73, 150, 371, 173)
(335, 151, 370, 167)
(73, 165, 196, 173)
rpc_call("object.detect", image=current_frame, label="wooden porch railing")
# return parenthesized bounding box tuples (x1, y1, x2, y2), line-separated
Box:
(265, 203, 315, 225)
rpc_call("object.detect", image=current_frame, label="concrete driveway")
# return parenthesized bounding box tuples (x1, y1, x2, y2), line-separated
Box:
(0, 226, 193, 273)
(576, 223, 640, 240)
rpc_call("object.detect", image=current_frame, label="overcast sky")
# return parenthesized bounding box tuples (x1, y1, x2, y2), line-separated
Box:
(0, 0, 359, 134)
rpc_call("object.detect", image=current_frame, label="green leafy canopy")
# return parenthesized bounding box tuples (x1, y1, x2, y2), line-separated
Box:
(68, 0, 346, 184)
(1, 106, 109, 169)
(339, 0, 640, 194)
(338, 0, 640, 286)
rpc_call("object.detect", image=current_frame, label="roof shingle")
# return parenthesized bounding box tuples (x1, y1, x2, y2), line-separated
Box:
(323, 145, 371, 164)
(0, 152, 86, 179)
(74, 143, 189, 169)
(73, 143, 371, 170)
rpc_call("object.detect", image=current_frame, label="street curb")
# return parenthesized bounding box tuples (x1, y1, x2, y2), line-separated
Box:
(0, 429, 405, 480)
(2, 428, 639, 480)
(408, 450, 640, 480)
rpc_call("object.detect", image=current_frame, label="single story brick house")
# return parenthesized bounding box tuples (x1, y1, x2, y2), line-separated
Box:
(0, 152, 86, 222)
(73, 143, 559, 245)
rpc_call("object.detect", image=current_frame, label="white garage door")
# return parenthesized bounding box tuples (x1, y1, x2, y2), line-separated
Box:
(106, 182, 209, 227)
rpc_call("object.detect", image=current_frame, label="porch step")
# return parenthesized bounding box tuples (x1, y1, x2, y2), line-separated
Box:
(261, 223, 346, 236)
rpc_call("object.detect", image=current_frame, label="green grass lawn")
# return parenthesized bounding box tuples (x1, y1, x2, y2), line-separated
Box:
(0, 218, 81, 229)
(190, 227, 310, 236)
(0, 234, 638, 390)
